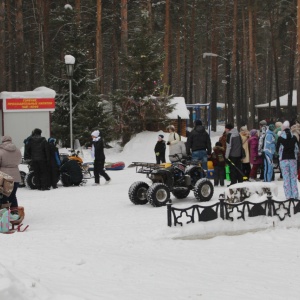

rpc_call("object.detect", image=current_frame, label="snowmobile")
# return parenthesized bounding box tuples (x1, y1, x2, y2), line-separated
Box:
(128, 154, 214, 207)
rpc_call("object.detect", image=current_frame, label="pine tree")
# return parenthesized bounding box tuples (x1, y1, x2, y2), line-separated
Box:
(107, 12, 174, 146)
(47, 3, 111, 147)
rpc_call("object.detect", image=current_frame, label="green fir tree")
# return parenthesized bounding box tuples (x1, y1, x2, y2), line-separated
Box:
(47, 4, 111, 147)
(106, 12, 174, 146)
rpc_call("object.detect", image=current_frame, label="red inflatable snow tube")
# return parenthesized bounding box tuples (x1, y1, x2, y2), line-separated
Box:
(105, 161, 125, 170)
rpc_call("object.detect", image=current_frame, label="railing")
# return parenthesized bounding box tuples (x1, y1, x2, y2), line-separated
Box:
(167, 193, 300, 227)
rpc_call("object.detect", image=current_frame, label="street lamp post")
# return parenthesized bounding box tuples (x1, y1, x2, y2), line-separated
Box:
(203, 52, 229, 129)
(64, 55, 75, 150)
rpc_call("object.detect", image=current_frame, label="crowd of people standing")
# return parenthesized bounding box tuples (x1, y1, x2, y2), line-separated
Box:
(159, 118, 300, 201)
(222, 119, 300, 200)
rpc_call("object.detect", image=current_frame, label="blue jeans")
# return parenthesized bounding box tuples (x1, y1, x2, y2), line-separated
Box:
(192, 150, 208, 170)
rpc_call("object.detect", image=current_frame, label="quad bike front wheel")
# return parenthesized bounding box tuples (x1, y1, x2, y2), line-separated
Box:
(147, 183, 170, 207)
(128, 181, 149, 205)
(172, 189, 190, 199)
(194, 178, 214, 202)
(25, 171, 37, 190)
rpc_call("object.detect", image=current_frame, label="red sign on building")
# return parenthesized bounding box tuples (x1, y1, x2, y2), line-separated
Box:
(5, 98, 55, 110)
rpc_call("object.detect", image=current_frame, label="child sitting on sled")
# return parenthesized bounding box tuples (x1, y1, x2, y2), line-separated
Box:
(211, 142, 226, 187)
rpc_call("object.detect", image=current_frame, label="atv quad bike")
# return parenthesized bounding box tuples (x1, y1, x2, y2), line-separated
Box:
(128, 155, 214, 207)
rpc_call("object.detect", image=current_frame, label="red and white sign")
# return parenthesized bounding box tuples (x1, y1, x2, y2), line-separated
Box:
(4, 98, 55, 112)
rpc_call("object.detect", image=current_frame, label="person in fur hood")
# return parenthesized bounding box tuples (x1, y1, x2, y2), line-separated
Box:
(211, 142, 225, 187)
(0, 136, 22, 208)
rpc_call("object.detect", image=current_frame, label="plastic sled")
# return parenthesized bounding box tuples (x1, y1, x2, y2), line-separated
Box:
(105, 161, 125, 170)
(10, 206, 25, 230)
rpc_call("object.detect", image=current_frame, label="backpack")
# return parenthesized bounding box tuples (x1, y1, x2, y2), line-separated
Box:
(0, 171, 14, 197)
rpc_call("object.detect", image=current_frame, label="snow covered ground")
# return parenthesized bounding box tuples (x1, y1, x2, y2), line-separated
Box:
(1, 128, 300, 300)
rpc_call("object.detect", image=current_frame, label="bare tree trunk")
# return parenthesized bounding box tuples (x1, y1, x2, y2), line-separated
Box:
(5, 0, 13, 90)
(175, 24, 181, 96)
(242, 6, 248, 126)
(96, 0, 103, 93)
(297, 0, 300, 118)
(210, 3, 219, 132)
(248, 0, 255, 128)
(288, 23, 296, 118)
(120, 0, 128, 90)
(0, 0, 5, 91)
(182, 0, 188, 100)
(16, 0, 25, 90)
(231, 0, 238, 127)
(111, 0, 119, 91)
(189, 0, 196, 103)
(163, 0, 170, 88)
(121, 0, 128, 56)
(269, 11, 281, 119)
(75, 0, 81, 24)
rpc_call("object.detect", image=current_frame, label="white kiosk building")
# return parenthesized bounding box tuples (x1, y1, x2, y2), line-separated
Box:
(0, 86, 56, 149)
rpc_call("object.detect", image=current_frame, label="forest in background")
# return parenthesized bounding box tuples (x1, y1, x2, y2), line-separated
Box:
(0, 0, 299, 144)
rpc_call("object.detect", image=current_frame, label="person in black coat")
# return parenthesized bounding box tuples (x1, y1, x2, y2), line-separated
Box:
(26, 128, 50, 190)
(91, 130, 111, 185)
(48, 138, 61, 189)
(154, 134, 166, 164)
(186, 120, 212, 170)
(60, 157, 83, 186)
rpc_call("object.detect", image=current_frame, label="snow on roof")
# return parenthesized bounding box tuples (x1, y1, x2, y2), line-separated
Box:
(0, 86, 56, 99)
(167, 97, 189, 119)
(255, 90, 297, 108)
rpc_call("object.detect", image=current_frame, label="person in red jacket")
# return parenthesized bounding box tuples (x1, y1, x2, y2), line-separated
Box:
(211, 142, 226, 186)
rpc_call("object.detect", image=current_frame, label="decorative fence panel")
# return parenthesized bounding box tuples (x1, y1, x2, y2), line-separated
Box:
(167, 194, 300, 227)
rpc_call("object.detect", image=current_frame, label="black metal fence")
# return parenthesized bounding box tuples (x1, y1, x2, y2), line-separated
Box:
(167, 193, 300, 227)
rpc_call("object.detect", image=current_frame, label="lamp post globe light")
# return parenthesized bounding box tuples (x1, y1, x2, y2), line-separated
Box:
(64, 55, 75, 150)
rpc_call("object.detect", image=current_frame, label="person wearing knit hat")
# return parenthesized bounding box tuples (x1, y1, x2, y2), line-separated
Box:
(154, 134, 166, 164)
(225, 123, 234, 130)
(263, 124, 276, 182)
(250, 129, 257, 137)
(268, 124, 275, 132)
(276, 124, 299, 200)
(259, 120, 267, 126)
(194, 119, 202, 126)
(91, 130, 111, 186)
(281, 120, 290, 131)
(91, 130, 100, 138)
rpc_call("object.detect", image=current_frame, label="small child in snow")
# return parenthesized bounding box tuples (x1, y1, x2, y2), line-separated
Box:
(154, 135, 166, 164)
(211, 141, 226, 187)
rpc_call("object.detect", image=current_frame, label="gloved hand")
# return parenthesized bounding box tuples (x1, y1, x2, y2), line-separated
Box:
(155, 152, 160, 156)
